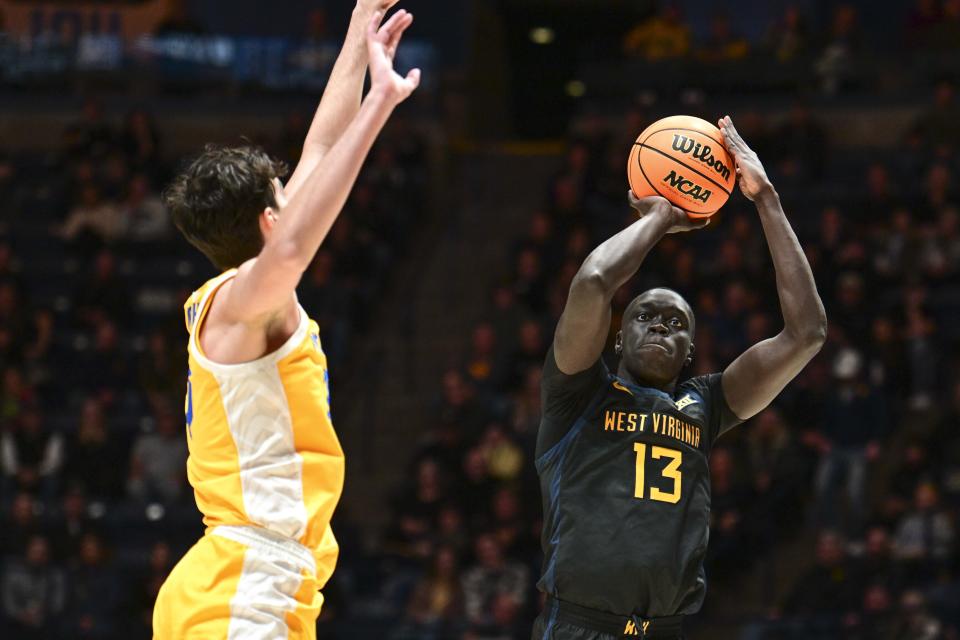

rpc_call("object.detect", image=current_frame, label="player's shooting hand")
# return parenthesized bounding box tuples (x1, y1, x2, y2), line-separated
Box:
(367, 10, 420, 105)
(718, 115, 773, 202)
(628, 191, 710, 234)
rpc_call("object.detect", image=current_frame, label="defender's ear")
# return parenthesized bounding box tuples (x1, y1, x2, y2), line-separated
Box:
(259, 208, 278, 238)
(686, 342, 695, 366)
(615, 331, 623, 355)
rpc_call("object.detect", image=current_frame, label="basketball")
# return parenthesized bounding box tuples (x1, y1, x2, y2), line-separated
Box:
(628, 115, 737, 218)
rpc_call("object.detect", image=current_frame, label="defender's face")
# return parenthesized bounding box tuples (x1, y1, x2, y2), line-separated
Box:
(618, 289, 694, 387)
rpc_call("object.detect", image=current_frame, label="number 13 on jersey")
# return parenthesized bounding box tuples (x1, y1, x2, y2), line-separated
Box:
(633, 442, 682, 504)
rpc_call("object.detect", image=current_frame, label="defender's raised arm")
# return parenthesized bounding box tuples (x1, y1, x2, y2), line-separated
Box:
(719, 116, 828, 421)
(221, 10, 420, 325)
(285, 0, 400, 198)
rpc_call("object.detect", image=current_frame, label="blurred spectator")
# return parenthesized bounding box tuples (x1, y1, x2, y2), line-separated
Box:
(49, 486, 96, 562)
(1, 535, 66, 638)
(884, 590, 944, 640)
(122, 174, 169, 242)
(0, 406, 63, 497)
(781, 531, 857, 626)
(812, 348, 886, 534)
(912, 82, 960, 151)
(62, 397, 127, 501)
(765, 6, 810, 62)
(743, 407, 808, 535)
(773, 103, 827, 181)
(127, 406, 188, 505)
(138, 330, 184, 412)
(815, 4, 862, 94)
(63, 99, 115, 161)
(1, 492, 43, 558)
(78, 319, 132, 402)
(389, 458, 448, 559)
(707, 448, 753, 575)
(623, 6, 691, 60)
(73, 250, 133, 329)
(461, 533, 528, 632)
(60, 183, 123, 250)
(120, 110, 161, 173)
(892, 482, 955, 584)
(402, 546, 465, 636)
(697, 12, 749, 62)
(128, 541, 174, 636)
(465, 322, 502, 389)
(926, 0, 960, 51)
(905, 0, 943, 49)
(23, 308, 57, 392)
(846, 582, 895, 640)
(62, 532, 119, 638)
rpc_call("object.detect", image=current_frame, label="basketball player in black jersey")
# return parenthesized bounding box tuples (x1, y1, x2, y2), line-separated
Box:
(532, 117, 827, 640)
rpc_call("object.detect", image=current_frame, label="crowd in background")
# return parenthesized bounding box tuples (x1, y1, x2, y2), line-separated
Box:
(0, 101, 427, 639)
(2, 2, 960, 639)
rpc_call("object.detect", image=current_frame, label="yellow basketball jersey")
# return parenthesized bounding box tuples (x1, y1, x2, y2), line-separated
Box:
(181, 270, 344, 581)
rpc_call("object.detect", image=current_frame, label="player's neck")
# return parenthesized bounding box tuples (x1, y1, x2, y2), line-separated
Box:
(616, 365, 677, 395)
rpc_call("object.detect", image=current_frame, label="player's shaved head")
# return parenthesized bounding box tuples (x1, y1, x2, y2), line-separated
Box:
(625, 288, 696, 335)
(617, 288, 696, 391)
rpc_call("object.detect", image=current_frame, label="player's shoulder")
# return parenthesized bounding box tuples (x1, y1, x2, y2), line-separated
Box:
(184, 270, 238, 334)
(674, 373, 722, 409)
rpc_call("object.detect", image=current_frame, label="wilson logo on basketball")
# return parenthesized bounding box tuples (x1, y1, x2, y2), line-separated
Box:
(663, 170, 712, 203)
(670, 135, 732, 181)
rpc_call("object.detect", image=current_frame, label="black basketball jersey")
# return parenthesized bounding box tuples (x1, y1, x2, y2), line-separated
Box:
(535, 347, 742, 618)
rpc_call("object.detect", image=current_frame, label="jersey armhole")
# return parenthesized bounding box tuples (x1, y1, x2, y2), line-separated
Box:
(190, 271, 238, 362)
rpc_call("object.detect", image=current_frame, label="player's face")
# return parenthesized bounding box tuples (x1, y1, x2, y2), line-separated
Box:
(618, 289, 694, 388)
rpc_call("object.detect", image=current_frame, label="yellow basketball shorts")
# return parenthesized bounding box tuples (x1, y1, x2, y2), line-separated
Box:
(153, 525, 323, 639)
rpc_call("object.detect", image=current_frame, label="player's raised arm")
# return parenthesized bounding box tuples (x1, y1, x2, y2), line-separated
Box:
(718, 115, 827, 420)
(553, 195, 708, 374)
(222, 10, 420, 324)
(284, 0, 399, 198)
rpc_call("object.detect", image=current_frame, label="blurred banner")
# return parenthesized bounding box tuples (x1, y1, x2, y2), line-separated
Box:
(0, 31, 436, 92)
(0, 0, 172, 39)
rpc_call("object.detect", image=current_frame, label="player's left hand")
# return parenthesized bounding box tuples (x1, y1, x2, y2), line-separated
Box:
(718, 115, 773, 202)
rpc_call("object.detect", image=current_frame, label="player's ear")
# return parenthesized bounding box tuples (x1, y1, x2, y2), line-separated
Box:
(686, 342, 695, 366)
(615, 331, 623, 356)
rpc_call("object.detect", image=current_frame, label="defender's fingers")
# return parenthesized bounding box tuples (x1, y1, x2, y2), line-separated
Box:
(405, 68, 421, 91)
(368, 11, 384, 38)
(385, 12, 414, 52)
(377, 9, 409, 40)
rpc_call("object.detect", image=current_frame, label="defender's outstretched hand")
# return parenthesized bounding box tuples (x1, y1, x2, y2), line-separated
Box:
(718, 115, 773, 201)
(360, 0, 400, 11)
(628, 191, 710, 234)
(367, 10, 420, 104)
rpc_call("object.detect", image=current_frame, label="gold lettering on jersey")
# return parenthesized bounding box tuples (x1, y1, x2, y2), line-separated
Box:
(650, 412, 701, 448)
(623, 620, 650, 636)
(604, 411, 648, 433)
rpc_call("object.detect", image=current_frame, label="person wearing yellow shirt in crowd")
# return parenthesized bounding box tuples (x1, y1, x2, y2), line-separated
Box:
(623, 6, 691, 60)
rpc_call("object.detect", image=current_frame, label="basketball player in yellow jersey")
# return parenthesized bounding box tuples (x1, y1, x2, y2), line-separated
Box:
(152, 4, 420, 638)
